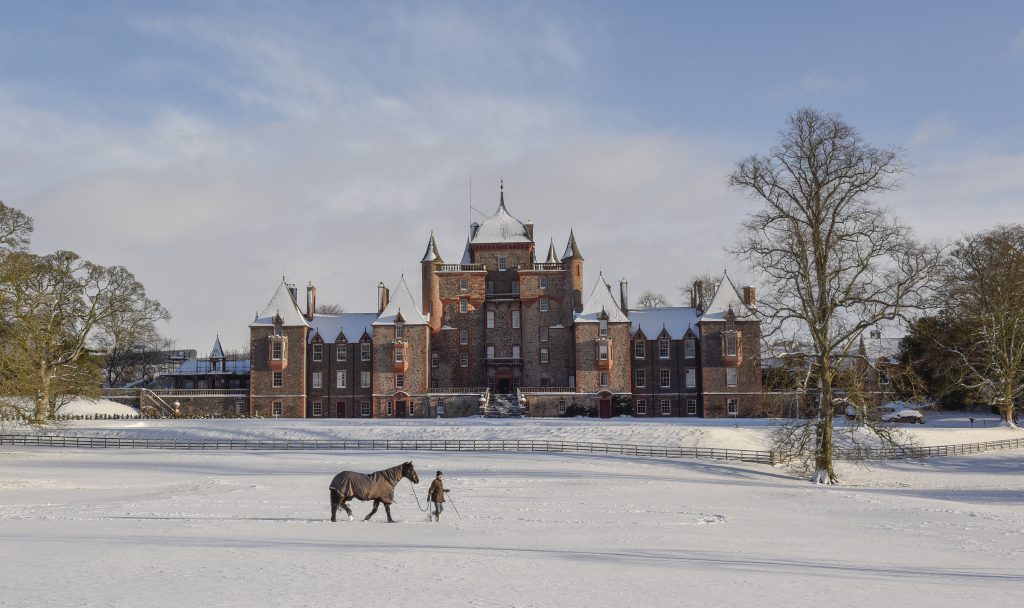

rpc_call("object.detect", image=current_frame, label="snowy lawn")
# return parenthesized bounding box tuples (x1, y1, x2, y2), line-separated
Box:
(1, 431, 1021, 607)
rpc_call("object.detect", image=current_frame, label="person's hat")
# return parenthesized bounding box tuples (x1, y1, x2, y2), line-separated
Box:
(436, 470, 443, 476)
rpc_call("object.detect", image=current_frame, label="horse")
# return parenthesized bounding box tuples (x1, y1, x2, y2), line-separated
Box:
(329, 461, 420, 523)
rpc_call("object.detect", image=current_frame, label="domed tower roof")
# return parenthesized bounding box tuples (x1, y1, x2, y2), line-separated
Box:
(470, 181, 532, 244)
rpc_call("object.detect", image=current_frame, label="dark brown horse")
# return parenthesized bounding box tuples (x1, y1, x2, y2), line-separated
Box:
(329, 461, 420, 522)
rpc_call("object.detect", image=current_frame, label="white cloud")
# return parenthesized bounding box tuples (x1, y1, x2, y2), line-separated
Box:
(908, 114, 956, 148)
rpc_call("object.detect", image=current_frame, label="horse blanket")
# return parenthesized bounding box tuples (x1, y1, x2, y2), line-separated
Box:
(329, 467, 402, 503)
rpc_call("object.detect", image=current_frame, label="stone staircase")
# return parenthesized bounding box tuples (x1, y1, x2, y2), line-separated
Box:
(485, 392, 522, 418)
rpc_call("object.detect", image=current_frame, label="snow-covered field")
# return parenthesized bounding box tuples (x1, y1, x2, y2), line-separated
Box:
(1, 419, 1022, 607)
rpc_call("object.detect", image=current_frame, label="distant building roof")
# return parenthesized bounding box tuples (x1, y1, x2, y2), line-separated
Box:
(630, 307, 701, 339)
(209, 335, 225, 359)
(169, 359, 251, 375)
(308, 312, 378, 342)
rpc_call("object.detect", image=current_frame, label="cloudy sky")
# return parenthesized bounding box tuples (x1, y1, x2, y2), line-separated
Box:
(3, 1, 1024, 353)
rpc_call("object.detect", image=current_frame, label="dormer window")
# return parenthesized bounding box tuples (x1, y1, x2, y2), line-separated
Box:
(599, 319, 608, 337)
(659, 338, 670, 359)
(725, 332, 739, 357)
(395, 321, 404, 340)
(312, 343, 322, 362)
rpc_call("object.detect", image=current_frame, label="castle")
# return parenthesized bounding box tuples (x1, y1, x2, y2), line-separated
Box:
(248, 185, 761, 418)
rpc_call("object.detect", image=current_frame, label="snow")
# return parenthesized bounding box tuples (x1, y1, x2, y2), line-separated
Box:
(629, 306, 700, 339)
(250, 278, 310, 327)
(1, 418, 1021, 607)
(373, 275, 428, 326)
(470, 197, 532, 244)
(56, 398, 140, 417)
(576, 274, 629, 323)
(308, 312, 377, 343)
(699, 271, 755, 321)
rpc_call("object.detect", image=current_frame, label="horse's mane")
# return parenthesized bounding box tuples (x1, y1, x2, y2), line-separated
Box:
(370, 464, 404, 485)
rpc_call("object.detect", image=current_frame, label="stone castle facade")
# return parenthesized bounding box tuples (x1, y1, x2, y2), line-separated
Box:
(248, 186, 761, 418)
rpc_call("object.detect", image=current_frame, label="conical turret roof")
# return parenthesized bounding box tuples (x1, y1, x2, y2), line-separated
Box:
(210, 335, 225, 359)
(421, 232, 443, 263)
(562, 229, 584, 261)
(545, 238, 559, 264)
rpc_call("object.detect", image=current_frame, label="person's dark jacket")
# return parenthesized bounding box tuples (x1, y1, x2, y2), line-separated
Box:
(428, 477, 445, 503)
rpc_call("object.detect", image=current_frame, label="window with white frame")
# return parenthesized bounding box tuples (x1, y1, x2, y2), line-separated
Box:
(486, 345, 495, 359)
(634, 339, 646, 359)
(659, 369, 671, 388)
(661, 399, 671, 415)
(360, 342, 371, 361)
(725, 331, 738, 357)
(659, 338, 670, 359)
(394, 348, 404, 363)
(600, 372, 609, 387)
(408, 402, 415, 417)
(486, 310, 495, 328)
(272, 342, 282, 360)
(558, 398, 567, 414)
(726, 367, 738, 387)
(511, 310, 520, 328)
(236, 401, 246, 416)
(431, 352, 439, 368)
(312, 372, 322, 389)
(540, 348, 549, 364)
(459, 329, 468, 345)
(395, 322, 404, 340)
(272, 401, 282, 417)
(460, 352, 468, 367)
(685, 368, 696, 388)
(337, 344, 347, 362)
(636, 399, 647, 415)
(360, 401, 370, 416)
(337, 370, 347, 388)
(312, 343, 322, 361)
(396, 374, 404, 389)
(386, 401, 393, 416)
(684, 338, 695, 359)
(360, 371, 371, 388)
(598, 343, 609, 360)
(436, 399, 445, 414)
(599, 319, 608, 337)
(312, 401, 322, 417)
(539, 326, 549, 342)
(539, 298, 549, 313)
(687, 399, 697, 415)
(460, 299, 468, 313)
(498, 256, 507, 271)
(540, 277, 548, 289)
(512, 345, 521, 359)
(272, 371, 282, 387)
(459, 278, 468, 291)
(727, 399, 738, 415)
(634, 368, 646, 388)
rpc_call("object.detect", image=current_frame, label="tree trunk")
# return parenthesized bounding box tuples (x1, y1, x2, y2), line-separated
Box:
(813, 368, 839, 484)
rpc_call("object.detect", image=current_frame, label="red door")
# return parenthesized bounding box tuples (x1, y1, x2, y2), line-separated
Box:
(598, 399, 612, 419)
(337, 400, 346, 418)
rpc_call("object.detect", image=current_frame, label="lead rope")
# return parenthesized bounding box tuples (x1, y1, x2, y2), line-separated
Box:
(408, 480, 429, 512)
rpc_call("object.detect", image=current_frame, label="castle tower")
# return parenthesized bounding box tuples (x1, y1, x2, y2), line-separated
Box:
(562, 229, 585, 313)
(420, 232, 444, 332)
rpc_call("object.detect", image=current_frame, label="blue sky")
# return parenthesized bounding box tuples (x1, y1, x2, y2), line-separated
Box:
(2, 1, 1023, 351)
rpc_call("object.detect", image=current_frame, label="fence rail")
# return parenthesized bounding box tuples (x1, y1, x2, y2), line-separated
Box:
(836, 436, 1024, 460)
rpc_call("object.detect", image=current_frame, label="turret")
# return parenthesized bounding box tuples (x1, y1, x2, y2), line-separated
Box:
(420, 232, 444, 332)
(562, 229, 585, 312)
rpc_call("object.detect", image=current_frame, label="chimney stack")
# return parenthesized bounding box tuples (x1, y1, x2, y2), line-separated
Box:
(377, 282, 390, 315)
(619, 279, 629, 315)
(742, 286, 756, 309)
(306, 282, 317, 321)
(524, 221, 534, 241)
(287, 283, 298, 304)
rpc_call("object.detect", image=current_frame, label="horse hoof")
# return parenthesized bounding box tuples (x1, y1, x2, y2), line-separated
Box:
(348, 516, 354, 522)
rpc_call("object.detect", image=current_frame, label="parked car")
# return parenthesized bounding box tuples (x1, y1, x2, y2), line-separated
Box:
(877, 402, 924, 424)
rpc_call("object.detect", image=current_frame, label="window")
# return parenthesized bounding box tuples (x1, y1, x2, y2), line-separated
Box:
(436, 400, 445, 415)
(431, 352, 439, 368)
(361, 371, 371, 388)
(661, 399, 671, 415)
(312, 372, 322, 389)
(395, 322, 404, 340)
(459, 329, 468, 345)
(659, 369, 671, 388)
(634, 340, 646, 359)
(460, 299, 468, 313)
(337, 344, 347, 362)
(539, 298, 549, 313)
(486, 282, 494, 294)
(460, 352, 468, 367)
(487, 345, 495, 359)
(558, 398, 567, 414)
(684, 338, 695, 359)
(687, 399, 697, 415)
(659, 338, 670, 359)
(512, 345, 521, 359)
(726, 367, 738, 387)
(634, 368, 646, 388)
(726, 319, 736, 332)
(540, 378, 550, 387)
(727, 399, 738, 416)
(312, 343, 322, 361)
(725, 333, 739, 357)
(685, 368, 696, 388)
(540, 277, 549, 289)
(394, 348, 404, 363)
(459, 278, 468, 291)
(272, 371, 282, 387)
(487, 310, 495, 328)
(408, 403, 415, 417)
(540, 348, 549, 364)
(539, 326, 549, 342)
(636, 399, 647, 415)
(511, 310, 520, 328)
(312, 401, 322, 417)
(396, 374, 404, 389)
(272, 401, 282, 417)
(236, 401, 247, 416)
(598, 343, 609, 360)
(498, 256, 507, 271)
(360, 342, 371, 361)
(337, 370, 347, 388)
(600, 372, 609, 387)
(361, 401, 371, 417)
(387, 401, 394, 416)
(272, 342, 282, 360)
(599, 319, 608, 337)
(512, 281, 519, 294)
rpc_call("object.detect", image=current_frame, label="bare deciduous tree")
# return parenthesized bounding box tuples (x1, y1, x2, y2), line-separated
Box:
(729, 108, 942, 483)
(942, 225, 1024, 427)
(316, 303, 345, 314)
(679, 273, 722, 309)
(634, 290, 669, 309)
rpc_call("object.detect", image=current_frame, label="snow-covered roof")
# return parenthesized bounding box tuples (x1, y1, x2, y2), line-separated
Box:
(699, 272, 756, 322)
(251, 278, 310, 327)
(544, 239, 559, 264)
(308, 312, 378, 343)
(562, 229, 583, 261)
(576, 274, 629, 323)
(460, 237, 473, 264)
(373, 276, 428, 326)
(470, 189, 532, 244)
(209, 335, 225, 359)
(630, 307, 701, 339)
(170, 359, 251, 375)
(421, 232, 443, 263)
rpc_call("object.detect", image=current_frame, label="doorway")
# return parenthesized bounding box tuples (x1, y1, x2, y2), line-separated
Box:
(497, 379, 511, 394)
(598, 398, 612, 419)
(396, 400, 407, 418)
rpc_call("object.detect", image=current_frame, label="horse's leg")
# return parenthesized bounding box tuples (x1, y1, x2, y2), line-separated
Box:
(364, 498, 380, 521)
(341, 498, 354, 521)
(384, 502, 394, 523)
(330, 488, 339, 522)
